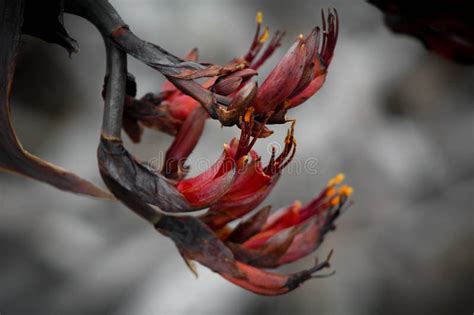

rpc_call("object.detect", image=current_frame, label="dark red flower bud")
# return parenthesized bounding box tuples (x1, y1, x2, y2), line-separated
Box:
(162, 107, 207, 180)
(254, 37, 307, 114)
(287, 9, 339, 109)
(212, 68, 257, 96)
(216, 81, 257, 126)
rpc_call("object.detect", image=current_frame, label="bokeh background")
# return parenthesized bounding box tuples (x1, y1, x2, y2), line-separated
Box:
(1, 0, 473, 314)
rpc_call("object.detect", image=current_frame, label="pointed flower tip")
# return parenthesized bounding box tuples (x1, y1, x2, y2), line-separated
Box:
(327, 172, 345, 186)
(340, 185, 353, 197)
(327, 248, 335, 261)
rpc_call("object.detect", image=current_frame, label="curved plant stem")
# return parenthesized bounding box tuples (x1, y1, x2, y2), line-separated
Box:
(102, 40, 126, 139)
(0, 0, 112, 199)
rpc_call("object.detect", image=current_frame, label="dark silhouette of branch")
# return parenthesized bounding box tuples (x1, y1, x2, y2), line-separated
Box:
(0, 0, 112, 199)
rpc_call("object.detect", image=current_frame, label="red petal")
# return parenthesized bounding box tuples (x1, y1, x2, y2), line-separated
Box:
(277, 218, 322, 265)
(228, 225, 301, 268)
(221, 261, 290, 295)
(212, 76, 243, 95)
(287, 73, 326, 108)
(201, 161, 279, 229)
(288, 28, 320, 98)
(167, 94, 200, 120)
(227, 205, 272, 243)
(254, 38, 307, 114)
(176, 149, 239, 207)
(242, 192, 327, 249)
(221, 257, 332, 296)
(176, 149, 227, 192)
(180, 167, 236, 208)
(162, 107, 207, 180)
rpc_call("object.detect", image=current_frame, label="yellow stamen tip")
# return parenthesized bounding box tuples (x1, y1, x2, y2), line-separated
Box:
(298, 34, 304, 40)
(325, 187, 337, 197)
(330, 196, 341, 206)
(293, 200, 302, 209)
(328, 173, 345, 186)
(335, 173, 345, 183)
(256, 11, 263, 24)
(259, 26, 270, 43)
(327, 173, 345, 187)
(291, 200, 302, 215)
(340, 185, 353, 197)
(244, 108, 253, 123)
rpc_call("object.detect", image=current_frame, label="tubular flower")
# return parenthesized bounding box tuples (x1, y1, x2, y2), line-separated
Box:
(232, 174, 353, 268)
(252, 9, 339, 116)
(211, 172, 353, 295)
(200, 120, 297, 230)
(165, 108, 287, 210)
(152, 103, 353, 295)
(119, 9, 338, 142)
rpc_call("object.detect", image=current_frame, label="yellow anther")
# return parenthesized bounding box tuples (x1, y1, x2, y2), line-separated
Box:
(328, 173, 345, 186)
(330, 196, 341, 206)
(325, 187, 337, 197)
(293, 200, 302, 209)
(244, 108, 253, 123)
(298, 33, 304, 40)
(290, 200, 302, 214)
(340, 185, 353, 197)
(256, 11, 263, 24)
(335, 173, 345, 183)
(259, 26, 269, 43)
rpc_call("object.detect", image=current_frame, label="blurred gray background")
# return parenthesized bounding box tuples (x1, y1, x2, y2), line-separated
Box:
(1, 0, 473, 314)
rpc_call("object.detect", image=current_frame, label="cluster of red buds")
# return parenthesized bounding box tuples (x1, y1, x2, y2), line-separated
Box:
(1, 0, 351, 296)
